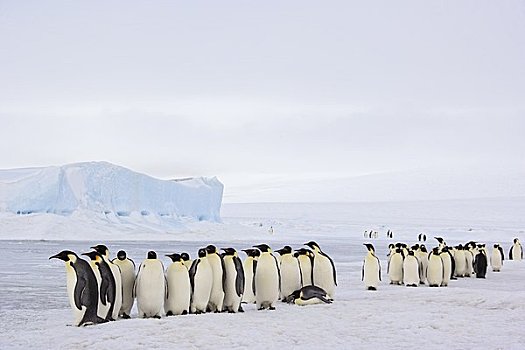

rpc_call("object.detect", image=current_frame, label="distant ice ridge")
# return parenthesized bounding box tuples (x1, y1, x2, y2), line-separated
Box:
(0, 162, 223, 222)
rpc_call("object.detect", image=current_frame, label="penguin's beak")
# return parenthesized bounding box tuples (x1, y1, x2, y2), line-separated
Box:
(49, 253, 59, 260)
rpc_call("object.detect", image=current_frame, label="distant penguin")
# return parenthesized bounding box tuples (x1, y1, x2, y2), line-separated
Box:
(417, 245, 428, 285)
(49, 250, 101, 326)
(418, 233, 422, 242)
(82, 251, 116, 321)
(165, 253, 191, 316)
(111, 250, 135, 319)
(474, 246, 488, 278)
(253, 244, 280, 310)
(275, 246, 302, 301)
(205, 245, 225, 313)
(491, 244, 504, 272)
(305, 241, 337, 298)
(440, 247, 452, 287)
(388, 248, 404, 285)
(509, 238, 523, 260)
(221, 248, 245, 313)
(296, 248, 314, 287)
(454, 245, 467, 278)
(189, 248, 213, 314)
(288, 285, 333, 305)
(181, 252, 192, 270)
(91, 245, 123, 320)
(427, 248, 444, 287)
(403, 250, 419, 287)
(241, 248, 259, 304)
(362, 243, 381, 290)
(134, 251, 166, 318)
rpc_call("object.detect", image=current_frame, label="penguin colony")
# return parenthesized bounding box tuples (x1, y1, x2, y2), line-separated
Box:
(362, 237, 522, 290)
(50, 241, 337, 326)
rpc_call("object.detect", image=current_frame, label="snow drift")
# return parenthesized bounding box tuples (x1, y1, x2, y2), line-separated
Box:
(0, 162, 223, 222)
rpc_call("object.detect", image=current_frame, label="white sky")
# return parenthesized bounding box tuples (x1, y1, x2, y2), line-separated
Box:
(1, 1, 524, 201)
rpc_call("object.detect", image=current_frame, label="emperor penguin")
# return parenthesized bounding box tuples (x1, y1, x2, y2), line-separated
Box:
(189, 248, 213, 314)
(221, 248, 245, 313)
(253, 244, 280, 310)
(434, 237, 446, 252)
(509, 238, 523, 260)
(165, 253, 191, 316)
(388, 248, 404, 285)
(417, 245, 428, 285)
(464, 242, 476, 277)
(296, 248, 314, 287)
(288, 285, 333, 305)
(181, 252, 192, 270)
(111, 250, 135, 319)
(362, 243, 381, 290)
(82, 250, 116, 321)
(134, 251, 166, 318)
(440, 247, 452, 287)
(427, 248, 444, 287)
(491, 244, 504, 272)
(305, 241, 337, 298)
(49, 250, 102, 326)
(241, 248, 259, 304)
(403, 250, 419, 287)
(91, 244, 123, 320)
(454, 245, 467, 278)
(474, 246, 488, 278)
(205, 245, 225, 313)
(275, 246, 302, 301)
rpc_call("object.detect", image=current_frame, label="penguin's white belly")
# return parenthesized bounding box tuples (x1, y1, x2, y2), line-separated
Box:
(223, 260, 241, 311)
(136, 267, 165, 317)
(255, 256, 279, 307)
(363, 256, 380, 288)
(454, 251, 466, 277)
(313, 255, 335, 297)
(166, 265, 191, 315)
(298, 257, 312, 286)
(280, 258, 301, 299)
(208, 256, 225, 311)
(465, 253, 474, 276)
(388, 255, 403, 284)
(66, 265, 86, 326)
(427, 257, 443, 286)
(441, 256, 451, 286)
(491, 251, 502, 271)
(109, 263, 123, 319)
(191, 263, 212, 312)
(116, 261, 135, 316)
(512, 245, 522, 260)
(242, 259, 255, 303)
(295, 297, 323, 306)
(403, 257, 419, 286)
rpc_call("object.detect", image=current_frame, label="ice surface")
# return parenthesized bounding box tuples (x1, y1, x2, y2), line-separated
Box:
(0, 162, 223, 223)
(0, 201, 524, 349)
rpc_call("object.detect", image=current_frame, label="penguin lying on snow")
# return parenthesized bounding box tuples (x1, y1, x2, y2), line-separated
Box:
(285, 286, 333, 305)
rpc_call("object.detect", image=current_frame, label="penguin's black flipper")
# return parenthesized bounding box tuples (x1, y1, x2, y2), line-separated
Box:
(376, 256, 382, 281)
(73, 274, 86, 310)
(324, 252, 337, 286)
(509, 247, 513, 260)
(361, 262, 364, 281)
(99, 275, 109, 306)
(234, 256, 245, 297)
(252, 260, 257, 295)
(273, 254, 281, 293)
(318, 295, 333, 304)
(221, 256, 227, 293)
(498, 246, 504, 261)
(189, 259, 200, 293)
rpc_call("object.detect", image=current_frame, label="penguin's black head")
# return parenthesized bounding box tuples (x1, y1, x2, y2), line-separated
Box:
(295, 248, 310, 256)
(408, 250, 415, 256)
(180, 252, 190, 261)
(49, 250, 77, 262)
(275, 246, 292, 256)
(241, 248, 256, 257)
(91, 244, 109, 255)
(514, 238, 519, 244)
(363, 243, 375, 252)
(411, 244, 420, 251)
(198, 248, 207, 258)
(456, 244, 463, 250)
(434, 237, 444, 244)
(253, 244, 271, 253)
(432, 247, 440, 255)
(395, 243, 402, 248)
(222, 248, 236, 256)
(81, 251, 101, 261)
(166, 253, 181, 262)
(117, 250, 127, 260)
(388, 243, 395, 249)
(147, 251, 157, 259)
(494, 244, 499, 248)
(206, 245, 217, 254)
(304, 241, 319, 250)
(442, 246, 449, 253)
(420, 245, 427, 253)
(395, 248, 403, 254)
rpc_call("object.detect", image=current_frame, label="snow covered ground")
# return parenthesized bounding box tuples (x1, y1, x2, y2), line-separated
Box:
(1, 200, 524, 349)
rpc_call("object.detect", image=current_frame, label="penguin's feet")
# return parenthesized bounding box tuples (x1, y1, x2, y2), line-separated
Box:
(153, 315, 161, 319)
(121, 313, 130, 319)
(166, 311, 174, 316)
(367, 286, 377, 291)
(182, 310, 188, 315)
(257, 307, 265, 311)
(238, 306, 244, 313)
(268, 306, 276, 310)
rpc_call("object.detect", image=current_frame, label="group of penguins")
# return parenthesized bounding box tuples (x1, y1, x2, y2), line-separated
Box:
(49, 241, 337, 327)
(362, 237, 523, 290)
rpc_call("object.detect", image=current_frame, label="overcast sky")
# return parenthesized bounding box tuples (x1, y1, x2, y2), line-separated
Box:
(1, 1, 524, 201)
